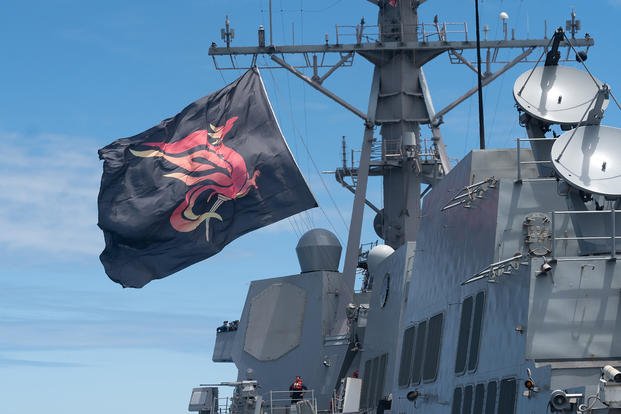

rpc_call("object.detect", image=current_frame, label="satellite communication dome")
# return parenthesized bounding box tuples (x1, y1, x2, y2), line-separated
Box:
(551, 125, 621, 197)
(513, 66, 608, 125)
(367, 245, 395, 276)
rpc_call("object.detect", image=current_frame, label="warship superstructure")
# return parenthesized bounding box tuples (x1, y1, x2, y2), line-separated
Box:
(188, 1, 621, 413)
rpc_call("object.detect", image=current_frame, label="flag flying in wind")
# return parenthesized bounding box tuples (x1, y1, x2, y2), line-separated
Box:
(98, 68, 317, 288)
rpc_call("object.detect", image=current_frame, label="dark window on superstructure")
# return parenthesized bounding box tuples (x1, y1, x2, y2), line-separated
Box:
(484, 381, 497, 414)
(375, 353, 388, 405)
(498, 378, 517, 414)
(361, 354, 388, 410)
(410, 320, 427, 384)
(463, 385, 473, 414)
(423, 313, 444, 382)
(473, 383, 485, 413)
(468, 291, 486, 372)
(455, 291, 486, 374)
(451, 387, 462, 414)
(399, 313, 445, 387)
(361, 359, 372, 408)
(398, 326, 416, 387)
(455, 296, 473, 374)
(367, 356, 379, 408)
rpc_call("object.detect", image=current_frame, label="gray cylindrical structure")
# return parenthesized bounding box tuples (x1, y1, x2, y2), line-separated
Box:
(296, 229, 342, 273)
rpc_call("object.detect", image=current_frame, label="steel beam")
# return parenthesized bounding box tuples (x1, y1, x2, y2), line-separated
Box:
(270, 55, 368, 121)
(209, 38, 593, 56)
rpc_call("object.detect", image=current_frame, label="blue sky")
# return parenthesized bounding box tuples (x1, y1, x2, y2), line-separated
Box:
(2, 1, 620, 413)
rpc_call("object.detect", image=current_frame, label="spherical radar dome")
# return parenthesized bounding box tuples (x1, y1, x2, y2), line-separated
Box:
(367, 244, 395, 277)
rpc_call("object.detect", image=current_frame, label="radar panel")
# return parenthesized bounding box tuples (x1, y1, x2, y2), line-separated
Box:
(551, 125, 621, 197)
(513, 66, 608, 125)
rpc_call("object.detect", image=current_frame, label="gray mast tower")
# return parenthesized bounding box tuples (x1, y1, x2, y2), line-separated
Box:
(209, 0, 593, 286)
(361, 1, 432, 249)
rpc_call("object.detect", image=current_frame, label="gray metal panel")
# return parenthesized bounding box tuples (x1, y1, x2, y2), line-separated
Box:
(565, 189, 621, 255)
(390, 151, 503, 412)
(360, 242, 416, 407)
(213, 331, 236, 362)
(244, 282, 306, 360)
(390, 150, 562, 413)
(230, 270, 352, 410)
(188, 387, 218, 412)
(527, 258, 621, 359)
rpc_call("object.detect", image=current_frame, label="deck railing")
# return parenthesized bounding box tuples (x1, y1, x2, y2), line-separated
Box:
(268, 389, 317, 414)
(516, 137, 557, 182)
(551, 209, 620, 260)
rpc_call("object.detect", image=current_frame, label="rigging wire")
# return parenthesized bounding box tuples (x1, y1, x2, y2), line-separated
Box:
(274, 3, 348, 239)
(300, 0, 304, 44)
(494, 0, 523, 147)
(275, 0, 308, 231)
(475, 0, 486, 149)
(302, 0, 344, 13)
(276, 9, 314, 230)
(218, 69, 228, 86)
(301, 77, 313, 228)
(489, 76, 505, 146)
(291, 80, 348, 239)
(268, 0, 343, 14)
(295, 129, 348, 243)
(464, 82, 474, 154)
(609, 91, 621, 112)
(261, 58, 307, 238)
(260, 55, 346, 241)
(287, 81, 315, 233)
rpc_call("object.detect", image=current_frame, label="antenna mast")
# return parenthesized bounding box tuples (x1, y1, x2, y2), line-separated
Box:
(208, 2, 593, 288)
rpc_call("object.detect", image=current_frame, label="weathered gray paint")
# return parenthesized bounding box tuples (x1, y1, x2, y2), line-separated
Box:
(244, 283, 307, 361)
(222, 269, 352, 407)
(527, 259, 621, 360)
(206, 2, 621, 413)
(296, 229, 342, 273)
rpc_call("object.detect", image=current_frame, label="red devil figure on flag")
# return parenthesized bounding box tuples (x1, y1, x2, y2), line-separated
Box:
(128, 117, 260, 238)
(97, 68, 317, 288)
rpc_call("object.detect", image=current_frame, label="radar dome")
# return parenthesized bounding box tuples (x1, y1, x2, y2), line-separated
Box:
(296, 229, 342, 273)
(367, 245, 395, 276)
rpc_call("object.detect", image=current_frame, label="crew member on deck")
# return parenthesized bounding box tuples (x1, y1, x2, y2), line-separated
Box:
(289, 376, 307, 405)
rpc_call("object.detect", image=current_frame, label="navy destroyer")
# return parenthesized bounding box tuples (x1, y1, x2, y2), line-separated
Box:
(187, 1, 621, 413)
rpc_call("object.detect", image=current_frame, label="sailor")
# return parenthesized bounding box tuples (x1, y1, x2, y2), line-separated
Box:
(289, 376, 307, 405)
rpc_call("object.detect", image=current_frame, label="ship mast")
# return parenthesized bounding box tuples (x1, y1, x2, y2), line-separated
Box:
(208, 0, 593, 290)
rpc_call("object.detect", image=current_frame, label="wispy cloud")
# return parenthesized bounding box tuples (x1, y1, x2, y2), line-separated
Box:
(0, 356, 84, 368)
(0, 131, 103, 257)
(0, 281, 228, 354)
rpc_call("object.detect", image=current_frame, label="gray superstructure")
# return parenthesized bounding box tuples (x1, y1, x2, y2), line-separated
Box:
(191, 2, 621, 413)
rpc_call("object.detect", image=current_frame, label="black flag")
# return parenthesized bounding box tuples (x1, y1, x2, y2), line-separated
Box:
(98, 68, 317, 288)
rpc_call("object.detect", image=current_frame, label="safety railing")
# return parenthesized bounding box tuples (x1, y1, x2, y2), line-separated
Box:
(268, 389, 317, 414)
(516, 137, 557, 182)
(213, 397, 233, 414)
(551, 209, 620, 260)
(333, 22, 468, 45)
(375, 137, 439, 162)
(419, 21, 469, 42)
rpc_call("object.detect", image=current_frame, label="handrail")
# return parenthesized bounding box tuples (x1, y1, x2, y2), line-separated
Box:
(516, 137, 557, 182)
(551, 209, 619, 260)
(268, 389, 317, 414)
